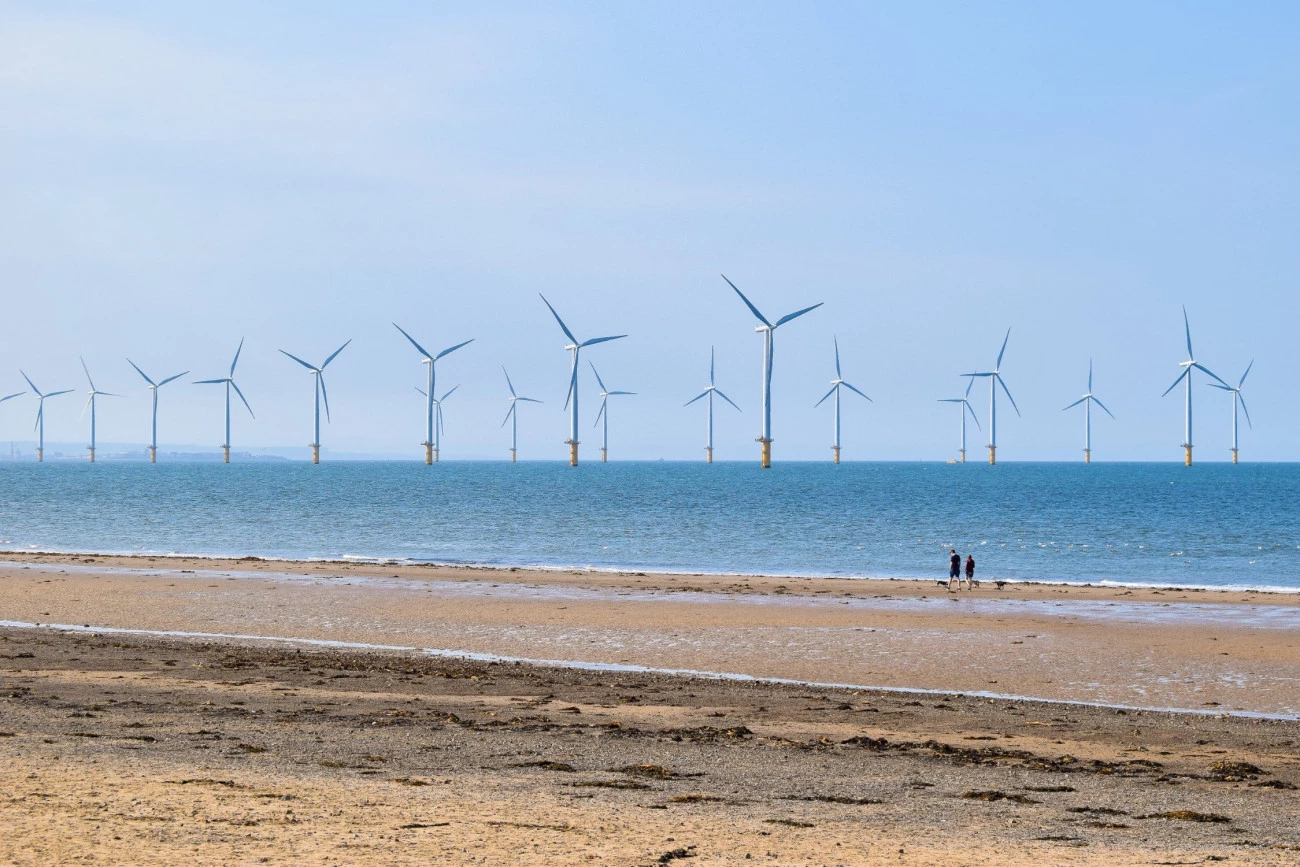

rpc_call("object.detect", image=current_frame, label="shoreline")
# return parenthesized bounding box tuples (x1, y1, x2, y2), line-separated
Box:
(3, 548, 1299, 600)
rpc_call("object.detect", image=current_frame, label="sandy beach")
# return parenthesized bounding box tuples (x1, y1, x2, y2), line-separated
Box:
(2, 553, 1298, 864)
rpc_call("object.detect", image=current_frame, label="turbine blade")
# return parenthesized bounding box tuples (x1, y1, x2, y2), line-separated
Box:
(321, 339, 351, 369)
(502, 366, 517, 397)
(392, 323, 433, 359)
(539, 294, 578, 344)
(194, 378, 229, 385)
(589, 360, 607, 393)
(157, 371, 189, 387)
(1239, 393, 1253, 428)
(608, 391, 635, 396)
(81, 393, 93, 417)
(20, 370, 39, 395)
(937, 398, 963, 403)
(80, 356, 97, 392)
(593, 398, 606, 427)
(0, 392, 23, 403)
(1206, 383, 1232, 391)
(842, 381, 871, 402)
(715, 389, 741, 411)
(1087, 358, 1093, 392)
(966, 401, 982, 431)
(996, 328, 1010, 369)
(964, 372, 992, 378)
(709, 346, 715, 385)
(774, 302, 824, 328)
(563, 364, 576, 411)
(230, 337, 245, 376)
(230, 380, 255, 418)
(437, 404, 445, 438)
(684, 390, 710, 406)
(1239, 359, 1254, 389)
(34, 404, 42, 431)
(1193, 362, 1228, 387)
(1062, 397, 1088, 411)
(46, 390, 73, 398)
(1092, 396, 1116, 419)
(414, 386, 427, 397)
(814, 384, 837, 407)
(127, 359, 156, 386)
(834, 336, 841, 378)
(997, 375, 1021, 416)
(580, 335, 626, 348)
(964, 376, 975, 398)
(279, 350, 316, 371)
(1183, 306, 1193, 359)
(439, 384, 459, 402)
(721, 274, 771, 327)
(319, 374, 332, 423)
(435, 338, 474, 361)
(1161, 368, 1189, 397)
(501, 404, 516, 428)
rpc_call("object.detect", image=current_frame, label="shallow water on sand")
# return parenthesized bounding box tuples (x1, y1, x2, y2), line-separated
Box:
(0, 461, 1296, 590)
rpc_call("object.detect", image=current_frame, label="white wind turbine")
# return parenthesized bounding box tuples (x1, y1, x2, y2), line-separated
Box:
(79, 358, 117, 463)
(814, 337, 871, 464)
(413, 384, 459, 461)
(19, 372, 71, 462)
(1062, 360, 1114, 464)
(539, 295, 626, 466)
(590, 362, 634, 463)
(937, 377, 981, 463)
(393, 323, 473, 464)
(1208, 360, 1253, 465)
(501, 367, 542, 462)
(963, 329, 1020, 465)
(127, 359, 188, 463)
(195, 339, 254, 463)
(684, 347, 740, 463)
(280, 340, 351, 464)
(723, 275, 823, 468)
(1161, 307, 1225, 466)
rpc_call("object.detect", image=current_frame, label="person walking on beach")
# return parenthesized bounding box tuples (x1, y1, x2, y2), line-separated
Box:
(965, 554, 976, 589)
(948, 549, 961, 591)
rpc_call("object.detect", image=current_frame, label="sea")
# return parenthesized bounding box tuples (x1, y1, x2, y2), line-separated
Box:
(0, 461, 1296, 592)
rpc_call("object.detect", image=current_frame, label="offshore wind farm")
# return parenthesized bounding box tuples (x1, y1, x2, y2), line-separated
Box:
(3, 7, 1299, 866)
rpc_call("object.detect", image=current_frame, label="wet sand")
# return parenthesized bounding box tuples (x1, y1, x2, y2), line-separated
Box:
(1, 553, 1299, 863)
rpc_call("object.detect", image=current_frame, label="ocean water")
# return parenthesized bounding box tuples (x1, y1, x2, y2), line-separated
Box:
(0, 461, 1296, 591)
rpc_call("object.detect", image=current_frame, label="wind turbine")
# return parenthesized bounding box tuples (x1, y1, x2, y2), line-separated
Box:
(1208, 361, 1253, 464)
(280, 340, 351, 464)
(722, 275, 823, 468)
(963, 329, 1020, 465)
(393, 323, 473, 464)
(127, 360, 188, 463)
(539, 295, 626, 466)
(937, 376, 981, 463)
(590, 362, 634, 463)
(79, 358, 117, 463)
(413, 384, 459, 461)
(1062, 360, 1114, 464)
(1161, 307, 1226, 466)
(19, 372, 71, 462)
(684, 347, 740, 463)
(501, 367, 542, 462)
(814, 337, 871, 464)
(195, 339, 254, 463)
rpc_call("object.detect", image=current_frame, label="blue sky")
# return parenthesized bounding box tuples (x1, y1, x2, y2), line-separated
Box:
(1, 2, 1296, 460)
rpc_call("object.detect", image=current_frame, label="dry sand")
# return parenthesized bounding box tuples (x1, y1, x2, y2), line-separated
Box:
(1, 553, 1299, 864)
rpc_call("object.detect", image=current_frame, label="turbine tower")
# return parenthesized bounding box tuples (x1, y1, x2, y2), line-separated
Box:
(590, 362, 634, 463)
(1161, 307, 1225, 466)
(937, 377, 981, 463)
(963, 329, 1020, 465)
(501, 367, 542, 462)
(280, 340, 351, 464)
(1208, 361, 1253, 464)
(684, 347, 740, 463)
(195, 339, 254, 463)
(1062, 360, 1114, 464)
(127, 360, 188, 463)
(414, 384, 459, 461)
(393, 323, 473, 464)
(19, 372, 71, 462)
(79, 358, 117, 463)
(539, 295, 625, 466)
(722, 275, 823, 468)
(813, 337, 871, 464)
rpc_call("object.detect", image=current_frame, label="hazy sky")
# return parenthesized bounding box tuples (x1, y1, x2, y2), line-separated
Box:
(2, 3, 1297, 461)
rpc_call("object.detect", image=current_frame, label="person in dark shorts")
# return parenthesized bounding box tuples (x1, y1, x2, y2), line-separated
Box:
(965, 554, 976, 588)
(947, 549, 961, 591)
